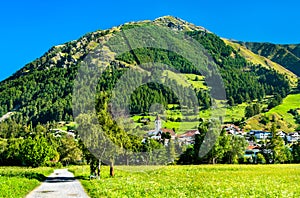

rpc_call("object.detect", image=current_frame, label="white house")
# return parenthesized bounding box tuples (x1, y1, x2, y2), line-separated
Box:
(250, 130, 272, 140)
(277, 131, 287, 138)
(223, 124, 245, 136)
(287, 132, 299, 143)
(179, 129, 200, 145)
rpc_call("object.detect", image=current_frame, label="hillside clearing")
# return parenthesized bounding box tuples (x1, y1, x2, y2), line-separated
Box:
(246, 94, 300, 132)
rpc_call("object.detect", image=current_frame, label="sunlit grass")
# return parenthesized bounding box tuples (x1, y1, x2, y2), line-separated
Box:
(246, 94, 300, 132)
(70, 164, 300, 198)
(0, 167, 53, 198)
(223, 39, 297, 87)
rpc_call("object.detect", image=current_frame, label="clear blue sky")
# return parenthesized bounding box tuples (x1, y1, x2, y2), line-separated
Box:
(1, 0, 300, 81)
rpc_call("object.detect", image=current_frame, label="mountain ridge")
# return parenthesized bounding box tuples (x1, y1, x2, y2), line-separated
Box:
(5, 16, 299, 82)
(0, 16, 296, 128)
(237, 41, 300, 76)
(223, 39, 297, 85)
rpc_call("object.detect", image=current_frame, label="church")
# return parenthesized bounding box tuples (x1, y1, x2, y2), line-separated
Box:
(145, 115, 176, 141)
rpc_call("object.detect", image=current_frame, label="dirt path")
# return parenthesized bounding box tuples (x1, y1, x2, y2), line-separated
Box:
(26, 169, 89, 198)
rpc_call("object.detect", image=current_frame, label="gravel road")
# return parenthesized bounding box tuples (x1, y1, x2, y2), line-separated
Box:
(26, 169, 89, 198)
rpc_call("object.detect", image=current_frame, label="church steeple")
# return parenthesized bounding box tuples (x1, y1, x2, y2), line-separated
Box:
(155, 114, 161, 132)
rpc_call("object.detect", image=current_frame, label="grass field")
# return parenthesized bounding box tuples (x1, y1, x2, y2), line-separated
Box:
(246, 94, 300, 132)
(131, 101, 255, 134)
(267, 94, 300, 124)
(131, 114, 199, 134)
(183, 73, 208, 90)
(0, 167, 53, 198)
(69, 164, 300, 198)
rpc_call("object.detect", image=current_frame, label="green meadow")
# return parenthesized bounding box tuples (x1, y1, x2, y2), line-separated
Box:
(246, 94, 300, 132)
(69, 164, 300, 198)
(131, 102, 252, 134)
(0, 167, 53, 198)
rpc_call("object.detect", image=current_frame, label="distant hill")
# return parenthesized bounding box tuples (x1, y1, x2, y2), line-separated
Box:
(237, 41, 300, 77)
(245, 93, 300, 132)
(0, 16, 295, 126)
(223, 39, 297, 85)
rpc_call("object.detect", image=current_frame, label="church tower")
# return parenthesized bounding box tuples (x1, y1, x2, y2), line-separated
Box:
(155, 115, 162, 132)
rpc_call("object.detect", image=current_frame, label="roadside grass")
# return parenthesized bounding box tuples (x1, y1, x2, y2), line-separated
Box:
(69, 164, 300, 198)
(0, 167, 53, 198)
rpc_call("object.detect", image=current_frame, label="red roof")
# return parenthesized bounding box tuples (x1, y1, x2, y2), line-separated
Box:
(180, 130, 199, 138)
(161, 128, 176, 136)
(223, 124, 243, 132)
(247, 145, 260, 150)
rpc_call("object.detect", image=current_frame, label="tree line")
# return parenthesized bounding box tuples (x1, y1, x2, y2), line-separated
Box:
(0, 120, 82, 167)
(1, 117, 300, 178)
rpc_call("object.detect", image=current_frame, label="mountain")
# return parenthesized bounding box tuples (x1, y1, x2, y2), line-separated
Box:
(0, 16, 295, 127)
(223, 40, 297, 85)
(237, 41, 300, 77)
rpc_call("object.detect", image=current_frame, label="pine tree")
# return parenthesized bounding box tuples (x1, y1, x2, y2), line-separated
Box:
(245, 105, 254, 118)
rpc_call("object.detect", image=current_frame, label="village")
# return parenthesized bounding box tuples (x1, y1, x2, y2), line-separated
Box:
(144, 115, 300, 162)
(47, 115, 300, 165)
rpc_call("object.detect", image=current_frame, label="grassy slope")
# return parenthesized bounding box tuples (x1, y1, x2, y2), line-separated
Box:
(223, 39, 298, 86)
(223, 39, 299, 132)
(70, 164, 300, 198)
(131, 115, 198, 134)
(130, 39, 298, 134)
(133, 68, 249, 133)
(246, 94, 300, 132)
(132, 93, 299, 133)
(132, 102, 257, 134)
(183, 73, 207, 90)
(240, 42, 300, 77)
(0, 167, 53, 198)
(162, 70, 207, 90)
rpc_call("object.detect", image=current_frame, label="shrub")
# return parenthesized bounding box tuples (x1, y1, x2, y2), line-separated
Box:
(45, 161, 63, 168)
(257, 153, 266, 164)
(260, 115, 270, 125)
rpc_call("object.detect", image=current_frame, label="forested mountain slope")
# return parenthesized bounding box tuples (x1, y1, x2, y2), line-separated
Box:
(0, 16, 294, 125)
(238, 41, 300, 76)
(223, 39, 297, 85)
